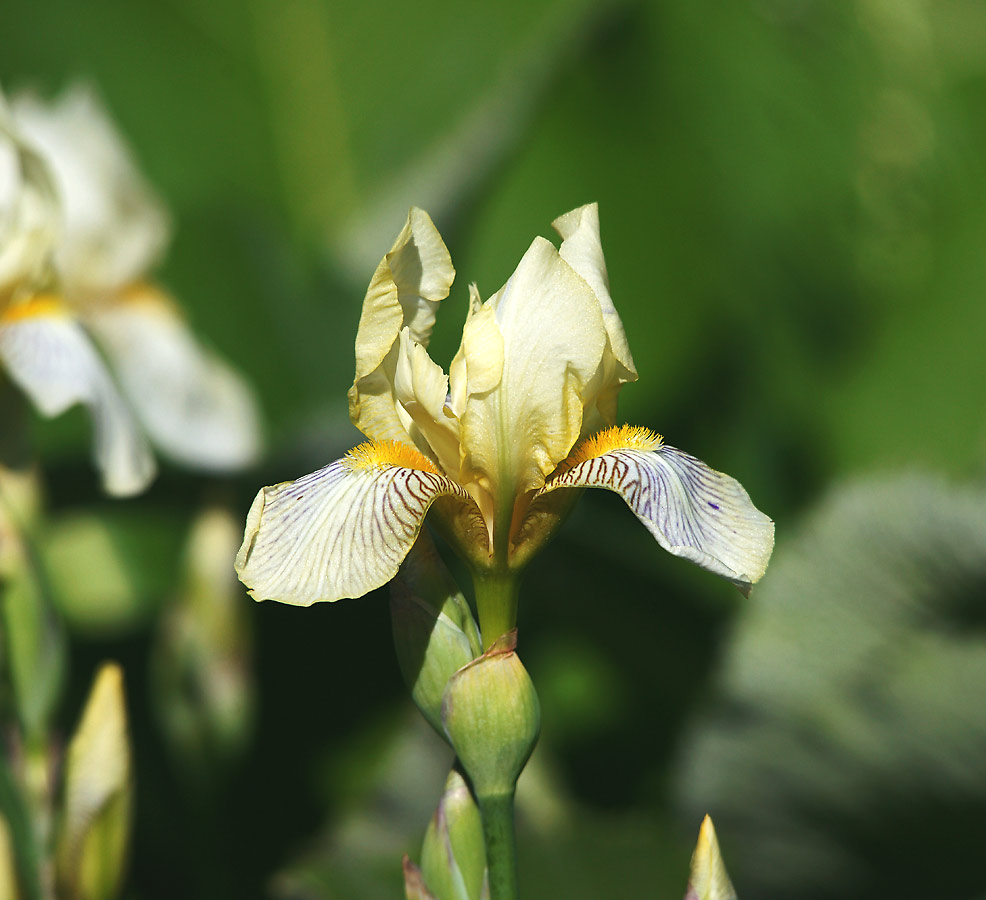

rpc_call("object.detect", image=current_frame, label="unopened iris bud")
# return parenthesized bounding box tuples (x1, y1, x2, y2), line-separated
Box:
(684, 816, 737, 900)
(441, 633, 540, 799)
(56, 663, 132, 900)
(391, 536, 481, 736)
(153, 506, 255, 769)
(420, 768, 487, 900)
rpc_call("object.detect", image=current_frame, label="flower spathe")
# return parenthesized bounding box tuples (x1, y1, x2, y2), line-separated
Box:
(235, 205, 773, 607)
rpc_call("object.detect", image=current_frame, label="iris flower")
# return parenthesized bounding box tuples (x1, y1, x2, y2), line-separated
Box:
(0, 94, 154, 495)
(236, 205, 773, 641)
(2, 84, 261, 493)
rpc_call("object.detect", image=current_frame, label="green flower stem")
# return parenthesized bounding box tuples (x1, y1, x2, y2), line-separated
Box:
(472, 573, 519, 650)
(478, 791, 518, 900)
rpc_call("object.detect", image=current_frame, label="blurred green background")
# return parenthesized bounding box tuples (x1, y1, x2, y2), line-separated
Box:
(3, 0, 986, 897)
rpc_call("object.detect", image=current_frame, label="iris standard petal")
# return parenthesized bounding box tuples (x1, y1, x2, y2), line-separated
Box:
(552, 203, 635, 383)
(85, 286, 262, 472)
(459, 237, 606, 503)
(11, 84, 170, 297)
(0, 299, 156, 496)
(0, 99, 58, 301)
(235, 441, 479, 606)
(553, 204, 637, 428)
(536, 426, 774, 593)
(393, 327, 460, 476)
(349, 208, 454, 445)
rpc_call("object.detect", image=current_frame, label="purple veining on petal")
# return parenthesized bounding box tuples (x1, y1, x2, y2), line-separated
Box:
(708, 501, 720, 510)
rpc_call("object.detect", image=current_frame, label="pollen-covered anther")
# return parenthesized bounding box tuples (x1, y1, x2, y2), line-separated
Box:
(343, 439, 441, 475)
(554, 424, 663, 476)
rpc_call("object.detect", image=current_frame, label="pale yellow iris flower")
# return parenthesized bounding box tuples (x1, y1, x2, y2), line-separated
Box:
(235, 205, 773, 627)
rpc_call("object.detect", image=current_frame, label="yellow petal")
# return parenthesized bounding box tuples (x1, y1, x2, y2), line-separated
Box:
(235, 441, 479, 606)
(553, 203, 637, 427)
(536, 426, 774, 592)
(393, 327, 460, 476)
(459, 237, 606, 505)
(86, 286, 262, 472)
(0, 299, 156, 496)
(349, 208, 454, 446)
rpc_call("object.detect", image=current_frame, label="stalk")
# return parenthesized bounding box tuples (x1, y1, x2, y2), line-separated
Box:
(478, 791, 518, 900)
(472, 573, 519, 649)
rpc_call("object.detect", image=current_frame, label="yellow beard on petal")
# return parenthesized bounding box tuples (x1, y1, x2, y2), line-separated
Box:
(342, 440, 441, 475)
(551, 424, 663, 478)
(0, 295, 66, 323)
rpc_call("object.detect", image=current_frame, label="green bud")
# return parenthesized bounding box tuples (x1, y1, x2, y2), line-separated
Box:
(441, 633, 540, 799)
(56, 663, 132, 900)
(684, 816, 737, 900)
(391, 535, 481, 736)
(420, 768, 487, 900)
(402, 856, 438, 900)
(152, 506, 255, 770)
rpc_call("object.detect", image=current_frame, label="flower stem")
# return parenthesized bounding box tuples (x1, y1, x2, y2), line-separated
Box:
(472, 572, 519, 649)
(479, 791, 518, 900)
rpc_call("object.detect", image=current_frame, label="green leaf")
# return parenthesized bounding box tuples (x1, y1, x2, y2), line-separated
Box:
(677, 474, 986, 898)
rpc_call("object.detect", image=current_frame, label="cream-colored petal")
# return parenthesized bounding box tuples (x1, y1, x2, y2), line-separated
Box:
(349, 207, 454, 445)
(86, 287, 262, 472)
(12, 84, 170, 297)
(235, 447, 477, 606)
(537, 435, 773, 593)
(0, 98, 59, 301)
(393, 328, 460, 476)
(0, 300, 156, 496)
(448, 283, 502, 421)
(553, 204, 636, 427)
(459, 237, 606, 503)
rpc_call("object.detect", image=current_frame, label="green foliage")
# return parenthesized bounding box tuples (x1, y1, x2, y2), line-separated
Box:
(677, 474, 986, 899)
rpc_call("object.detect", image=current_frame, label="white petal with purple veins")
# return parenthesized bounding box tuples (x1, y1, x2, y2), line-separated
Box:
(235, 452, 476, 606)
(537, 444, 773, 592)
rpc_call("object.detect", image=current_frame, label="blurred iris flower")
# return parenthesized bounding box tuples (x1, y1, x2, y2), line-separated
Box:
(0, 84, 261, 495)
(0, 92, 152, 495)
(236, 205, 772, 608)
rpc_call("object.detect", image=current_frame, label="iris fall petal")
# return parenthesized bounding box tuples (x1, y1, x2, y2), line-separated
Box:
(235, 444, 479, 606)
(536, 429, 774, 592)
(86, 287, 262, 472)
(0, 300, 155, 496)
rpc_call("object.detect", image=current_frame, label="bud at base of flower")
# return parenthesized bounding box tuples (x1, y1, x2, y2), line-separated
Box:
(391, 535, 481, 737)
(441, 632, 540, 801)
(420, 767, 487, 900)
